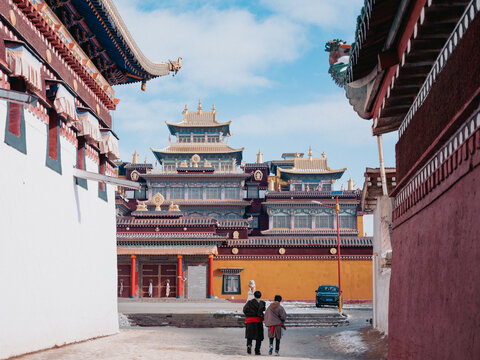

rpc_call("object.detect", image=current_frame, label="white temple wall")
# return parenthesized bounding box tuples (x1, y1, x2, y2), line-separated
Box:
(372, 195, 393, 334)
(0, 100, 118, 359)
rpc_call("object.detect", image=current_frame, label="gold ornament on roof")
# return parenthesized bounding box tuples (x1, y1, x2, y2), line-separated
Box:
(231, 247, 239, 255)
(152, 193, 165, 211)
(254, 170, 263, 181)
(132, 150, 139, 164)
(233, 231, 239, 239)
(169, 202, 180, 212)
(183, 104, 188, 114)
(198, 99, 202, 113)
(204, 159, 212, 167)
(191, 154, 201, 167)
(130, 170, 140, 181)
(308, 146, 313, 160)
(136, 201, 148, 211)
(212, 104, 216, 112)
(279, 248, 286, 255)
(257, 149, 263, 164)
(180, 160, 188, 167)
(322, 152, 327, 159)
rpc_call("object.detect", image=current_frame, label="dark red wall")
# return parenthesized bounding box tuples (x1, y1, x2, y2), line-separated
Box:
(395, 15, 480, 185)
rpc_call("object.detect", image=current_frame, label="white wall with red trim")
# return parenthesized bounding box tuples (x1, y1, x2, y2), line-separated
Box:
(0, 99, 118, 359)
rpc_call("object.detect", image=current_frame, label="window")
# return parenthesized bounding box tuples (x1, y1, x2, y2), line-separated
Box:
(75, 137, 87, 189)
(293, 184, 303, 191)
(247, 186, 259, 199)
(225, 187, 238, 199)
(188, 187, 203, 199)
(322, 183, 332, 192)
(294, 215, 311, 228)
(225, 213, 238, 219)
(206, 187, 221, 199)
(134, 187, 147, 200)
(339, 215, 356, 229)
(170, 187, 184, 200)
(222, 274, 240, 294)
(316, 215, 333, 229)
(153, 187, 167, 198)
(273, 215, 290, 229)
(305, 183, 318, 191)
(222, 163, 232, 172)
(163, 163, 176, 172)
(251, 217, 259, 229)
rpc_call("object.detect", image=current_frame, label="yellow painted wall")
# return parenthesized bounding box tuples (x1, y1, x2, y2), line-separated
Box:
(213, 259, 372, 301)
(357, 215, 364, 236)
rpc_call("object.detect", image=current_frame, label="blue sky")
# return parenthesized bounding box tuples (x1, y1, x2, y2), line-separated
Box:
(112, 0, 397, 235)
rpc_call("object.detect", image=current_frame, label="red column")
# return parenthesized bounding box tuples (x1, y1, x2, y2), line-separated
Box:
(177, 255, 183, 298)
(208, 254, 214, 298)
(130, 255, 136, 298)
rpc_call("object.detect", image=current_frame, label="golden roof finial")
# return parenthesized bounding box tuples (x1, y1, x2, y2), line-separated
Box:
(295, 152, 300, 158)
(198, 99, 202, 112)
(183, 104, 188, 114)
(322, 152, 327, 159)
(257, 149, 263, 164)
(144, 156, 147, 164)
(308, 146, 313, 160)
(212, 104, 216, 112)
(132, 150, 139, 164)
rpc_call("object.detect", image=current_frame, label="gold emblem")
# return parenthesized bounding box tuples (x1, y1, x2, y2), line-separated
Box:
(126, 227, 130, 231)
(191, 154, 201, 167)
(278, 248, 286, 255)
(152, 193, 164, 211)
(231, 247, 239, 255)
(254, 170, 263, 181)
(130, 170, 140, 181)
(233, 231, 239, 239)
(155, 227, 160, 232)
(73, 79, 78, 92)
(330, 248, 337, 255)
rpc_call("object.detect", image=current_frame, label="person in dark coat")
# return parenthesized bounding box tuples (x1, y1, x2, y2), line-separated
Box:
(243, 290, 266, 355)
(264, 295, 287, 356)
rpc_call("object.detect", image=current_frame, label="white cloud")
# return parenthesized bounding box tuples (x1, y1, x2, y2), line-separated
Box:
(231, 94, 374, 145)
(260, 0, 364, 29)
(114, 0, 306, 93)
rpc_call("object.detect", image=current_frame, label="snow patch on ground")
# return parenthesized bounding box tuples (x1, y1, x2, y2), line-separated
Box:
(329, 330, 367, 354)
(118, 313, 132, 327)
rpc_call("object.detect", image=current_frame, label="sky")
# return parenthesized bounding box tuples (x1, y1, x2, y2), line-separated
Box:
(111, 0, 398, 236)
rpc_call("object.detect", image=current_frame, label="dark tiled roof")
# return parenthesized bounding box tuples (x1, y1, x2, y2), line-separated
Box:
(266, 190, 360, 199)
(261, 229, 359, 236)
(217, 219, 250, 228)
(117, 232, 224, 240)
(117, 217, 216, 226)
(227, 236, 372, 247)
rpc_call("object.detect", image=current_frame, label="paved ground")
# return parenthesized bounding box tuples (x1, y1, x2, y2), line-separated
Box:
(14, 303, 386, 360)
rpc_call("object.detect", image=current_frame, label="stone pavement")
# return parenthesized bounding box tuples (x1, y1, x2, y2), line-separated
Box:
(12, 303, 387, 360)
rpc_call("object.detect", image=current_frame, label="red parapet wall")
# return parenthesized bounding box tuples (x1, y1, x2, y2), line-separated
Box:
(395, 14, 480, 185)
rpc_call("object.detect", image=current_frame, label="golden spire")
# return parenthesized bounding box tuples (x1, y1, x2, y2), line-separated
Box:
(144, 156, 147, 164)
(257, 149, 263, 164)
(198, 99, 202, 113)
(348, 178, 354, 190)
(212, 104, 216, 112)
(132, 150, 139, 164)
(183, 104, 188, 114)
(308, 146, 313, 160)
(321, 152, 327, 159)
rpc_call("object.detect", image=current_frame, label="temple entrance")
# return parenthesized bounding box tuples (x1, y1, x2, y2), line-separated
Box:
(141, 264, 177, 298)
(187, 265, 207, 299)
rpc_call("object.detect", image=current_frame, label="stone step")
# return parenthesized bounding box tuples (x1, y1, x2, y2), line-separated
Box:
(125, 313, 349, 328)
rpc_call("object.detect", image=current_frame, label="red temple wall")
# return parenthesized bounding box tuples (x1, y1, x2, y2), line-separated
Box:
(389, 161, 480, 359)
(395, 15, 480, 185)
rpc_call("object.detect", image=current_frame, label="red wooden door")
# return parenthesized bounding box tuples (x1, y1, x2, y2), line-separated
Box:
(161, 264, 177, 298)
(117, 264, 131, 298)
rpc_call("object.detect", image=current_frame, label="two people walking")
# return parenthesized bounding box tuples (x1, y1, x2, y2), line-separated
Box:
(243, 292, 287, 356)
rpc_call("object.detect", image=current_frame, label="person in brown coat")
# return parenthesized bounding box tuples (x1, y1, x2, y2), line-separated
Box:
(243, 290, 266, 355)
(264, 295, 287, 356)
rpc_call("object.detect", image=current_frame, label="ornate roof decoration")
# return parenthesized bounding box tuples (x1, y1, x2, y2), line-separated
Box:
(41, 0, 181, 86)
(151, 143, 244, 164)
(326, 0, 472, 134)
(166, 102, 231, 134)
(278, 151, 346, 175)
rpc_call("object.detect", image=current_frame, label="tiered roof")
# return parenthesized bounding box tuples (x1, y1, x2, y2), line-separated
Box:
(166, 102, 232, 135)
(277, 150, 346, 180)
